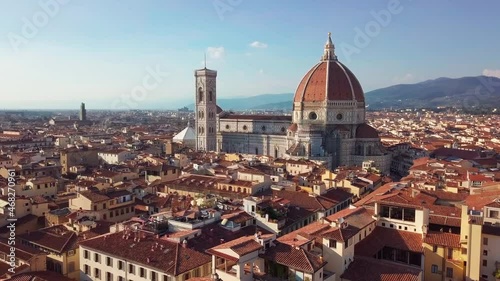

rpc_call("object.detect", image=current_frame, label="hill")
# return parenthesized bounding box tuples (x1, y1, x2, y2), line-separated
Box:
(186, 93, 293, 111)
(365, 76, 500, 110)
(185, 76, 500, 112)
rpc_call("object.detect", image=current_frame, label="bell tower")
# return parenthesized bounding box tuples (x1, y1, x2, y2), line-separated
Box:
(194, 66, 217, 151)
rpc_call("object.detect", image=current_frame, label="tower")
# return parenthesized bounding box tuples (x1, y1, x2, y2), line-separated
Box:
(79, 102, 86, 121)
(194, 67, 217, 151)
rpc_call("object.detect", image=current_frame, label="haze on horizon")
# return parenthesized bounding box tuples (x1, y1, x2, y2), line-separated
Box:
(1, 0, 499, 110)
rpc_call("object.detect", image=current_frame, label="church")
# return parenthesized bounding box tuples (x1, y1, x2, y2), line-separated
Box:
(194, 33, 391, 173)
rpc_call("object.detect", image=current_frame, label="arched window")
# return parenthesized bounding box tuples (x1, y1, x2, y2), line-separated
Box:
(237, 187, 242, 193)
(356, 145, 362, 155)
(198, 87, 203, 102)
(209, 91, 213, 101)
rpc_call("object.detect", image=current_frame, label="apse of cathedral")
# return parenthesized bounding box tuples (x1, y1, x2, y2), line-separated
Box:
(194, 33, 391, 173)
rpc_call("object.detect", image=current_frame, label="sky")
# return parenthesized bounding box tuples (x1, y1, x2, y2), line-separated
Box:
(0, 0, 499, 110)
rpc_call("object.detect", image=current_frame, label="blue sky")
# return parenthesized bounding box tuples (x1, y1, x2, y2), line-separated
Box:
(0, 0, 499, 109)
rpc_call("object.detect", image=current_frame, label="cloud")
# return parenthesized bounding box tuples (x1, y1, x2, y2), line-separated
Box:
(206, 47, 225, 59)
(392, 73, 415, 84)
(250, 41, 268, 48)
(483, 69, 500, 78)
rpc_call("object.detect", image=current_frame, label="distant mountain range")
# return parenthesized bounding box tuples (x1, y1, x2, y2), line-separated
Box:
(186, 93, 294, 111)
(186, 76, 500, 111)
(365, 75, 500, 110)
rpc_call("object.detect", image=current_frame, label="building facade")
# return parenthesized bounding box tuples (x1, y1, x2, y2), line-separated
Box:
(194, 33, 391, 173)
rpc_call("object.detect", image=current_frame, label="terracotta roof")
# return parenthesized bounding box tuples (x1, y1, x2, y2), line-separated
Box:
(0, 240, 45, 262)
(431, 147, 480, 160)
(423, 231, 460, 248)
(482, 223, 500, 236)
(261, 242, 326, 273)
(341, 256, 422, 281)
(4, 271, 75, 281)
(79, 231, 210, 276)
(356, 123, 380, 139)
(355, 227, 424, 257)
(208, 235, 263, 257)
(78, 191, 110, 202)
(293, 60, 364, 103)
(465, 190, 500, 210)
(18, 225, 77, 254)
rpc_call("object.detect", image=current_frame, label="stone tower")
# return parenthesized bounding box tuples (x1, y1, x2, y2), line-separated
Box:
(79, 102, 86, 121)
(194, 67, 217, 151)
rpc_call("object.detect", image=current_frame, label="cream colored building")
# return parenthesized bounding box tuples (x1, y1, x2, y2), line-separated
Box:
(98, 149, 134, 165)
(79, 230, 211, 281)
(69, 190, 136, 223)
(0, 176, 58, 198)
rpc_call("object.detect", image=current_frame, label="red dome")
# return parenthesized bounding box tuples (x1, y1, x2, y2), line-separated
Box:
(356, 123, 379, 139)
(294, 60, 365, 103)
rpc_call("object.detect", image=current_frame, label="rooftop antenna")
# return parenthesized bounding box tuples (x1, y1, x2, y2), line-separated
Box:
(204, 52, 207, 69)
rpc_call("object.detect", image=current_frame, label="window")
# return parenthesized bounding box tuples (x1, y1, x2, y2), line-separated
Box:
(118, 260, 124, 270)
(152, 271, 158, 281)
(447, 248, 453, 259)
(198, 87, 203, 102)
(94, 268, 101, 278)
(483, 250, 488, 256)
(329, 240, 337, 248)
(94, 253, 100, 263)
(490, 210, 499, 218)
(462, 248, 467, 255)
(84, 250, 89, 259)
(106, 257, 112, 266)
(84, 265, 90, 275)
(483, 237, 488, 245)
(446, 267, 453, 278)
(209, 91, 213, 102)
(129, 264, 135, 274)
(106, 272, 113, 281)
(431, 264, 438, 273)
(482, 260, 487, 267)
(432, 245, 437, 253)
(309, 112, 318, 120)
(140, 267, 146, 277)
(68, 261, 75, 272)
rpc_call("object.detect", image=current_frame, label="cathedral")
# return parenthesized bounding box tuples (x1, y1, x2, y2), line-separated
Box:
(194, 33, 391, 173)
